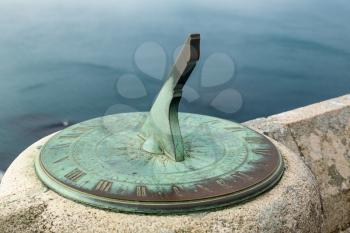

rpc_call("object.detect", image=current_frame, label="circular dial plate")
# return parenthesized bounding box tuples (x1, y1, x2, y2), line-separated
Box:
(36, 113, 283, 213)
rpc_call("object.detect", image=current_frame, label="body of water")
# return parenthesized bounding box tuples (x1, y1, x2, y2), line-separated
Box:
(0, 0, 350, 170)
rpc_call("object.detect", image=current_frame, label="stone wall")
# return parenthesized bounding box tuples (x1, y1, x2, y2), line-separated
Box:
(244, 94, 350, 233)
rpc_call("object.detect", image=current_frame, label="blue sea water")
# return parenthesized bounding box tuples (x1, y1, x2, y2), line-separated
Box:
(0, 0, 350, 170)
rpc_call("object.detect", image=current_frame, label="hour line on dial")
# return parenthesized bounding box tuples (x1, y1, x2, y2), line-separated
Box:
(224, 126, 244, 132)
(53, 156, 69, 164)
(236, 171, 254, 181)
(72, 126, 95, 132)
(245, 137, 268, 144)
(50, 143, 71, 150)
(252, 148, 273, 156)
(59, 133, 82, 139)
(64, 168, 86, 181)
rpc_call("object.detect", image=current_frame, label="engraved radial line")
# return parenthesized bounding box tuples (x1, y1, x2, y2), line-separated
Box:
(252, 148, 273, 156)
(53, 156, 69, 164)
(245, 137, 267, 144)
(225, 126, 244, 132)
(72, 126, 95, 131)
(236, 171, 253, 180)
(50, 143, 71, 149)
(59, 134, 81, 139)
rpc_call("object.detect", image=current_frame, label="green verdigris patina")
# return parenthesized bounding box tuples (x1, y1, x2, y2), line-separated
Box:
(35, 34, 284, 214)
(140, 33, 200, 162)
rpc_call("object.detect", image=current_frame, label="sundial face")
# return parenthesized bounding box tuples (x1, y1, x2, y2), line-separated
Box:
(36, 112, 283, 213)
(35, 34, 284, 214)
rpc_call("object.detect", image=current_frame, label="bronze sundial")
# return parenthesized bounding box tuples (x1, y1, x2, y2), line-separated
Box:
(35, 34, 284, 214)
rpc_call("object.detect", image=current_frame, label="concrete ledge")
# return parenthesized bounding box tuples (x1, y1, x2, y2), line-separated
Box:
(245, 94, 350, 233)
(0, 134, 321, 233)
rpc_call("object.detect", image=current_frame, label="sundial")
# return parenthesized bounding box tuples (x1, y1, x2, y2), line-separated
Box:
(35, 34, 284, 214)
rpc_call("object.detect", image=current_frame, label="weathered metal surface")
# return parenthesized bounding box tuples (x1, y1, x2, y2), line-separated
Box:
(36, 113, 283, 213)
(35, 34, 284, 214)
(140, 34, 200, 162)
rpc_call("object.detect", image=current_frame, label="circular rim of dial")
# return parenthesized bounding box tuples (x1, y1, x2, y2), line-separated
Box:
(35, 112, 284, 214)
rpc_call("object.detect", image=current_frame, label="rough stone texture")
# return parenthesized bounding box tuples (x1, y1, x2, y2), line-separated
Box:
(340, 226, 350, 233)
(245, 94, 350, 233)
(0, 134, 321, 233)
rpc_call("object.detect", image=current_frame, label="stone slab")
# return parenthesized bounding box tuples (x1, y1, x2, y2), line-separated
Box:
(245, 94, 350, 233)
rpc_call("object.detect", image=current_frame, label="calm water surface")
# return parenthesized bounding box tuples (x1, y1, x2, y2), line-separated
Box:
(0, 0, 350, 170)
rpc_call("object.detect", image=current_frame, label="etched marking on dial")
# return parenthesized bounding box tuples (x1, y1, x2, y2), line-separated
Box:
(236, 171, 254, 181)
(64, 168, 86, 181)
(200, 119, 220, 125)
(59, 133, 82, 139)
(53, 156, 69, 164)
(252, 148, 273, 156)
(196, 184, 213, 193)
(172, 186, 183, 196)
(225, 126, 244, 132)
(50, 143, 71, 150)
(245, 136, 267, 144)
(114, 147, 128, 151)
(216, 178, 231, 188)
(94, 180, 113, 192)
(136, 186, 147, 197)
(72, 126, 95, 132)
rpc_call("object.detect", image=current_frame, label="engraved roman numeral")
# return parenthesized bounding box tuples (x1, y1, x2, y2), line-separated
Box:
(136, 186, 147, 197)
(252, 148, 272, 156)
(236, 171, 254, 181)
(64, 168, 86, 181)
(216, 179, 226, 185)
(230, 173, 239, 181)
(245, 137, 266, 144)
(94, 180, 112, 192)
(53, 156, 69, 164)
(172, 186, 183, 196)
(196, 184, 213, 193)
(50, 143, 71, 150)
(216, 178, 231, 188)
